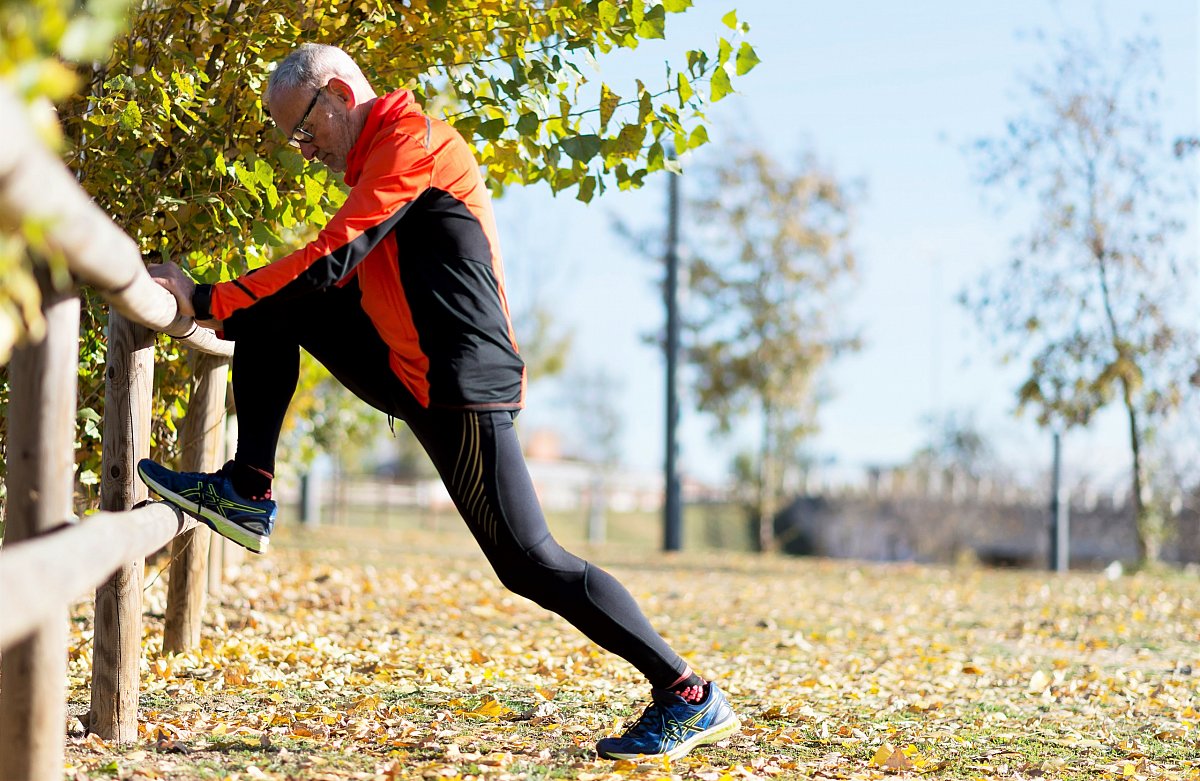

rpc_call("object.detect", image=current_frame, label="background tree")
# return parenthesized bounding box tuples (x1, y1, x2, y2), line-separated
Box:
(562, 366, 624, 543)
(964, 26, 1199, 565)
(0, 0, 757, 511)
(682, 143, 858, 552)
(909, 411, 996, 483)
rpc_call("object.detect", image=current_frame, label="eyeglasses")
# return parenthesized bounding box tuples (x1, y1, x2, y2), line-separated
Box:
(288, 86, 323, 147)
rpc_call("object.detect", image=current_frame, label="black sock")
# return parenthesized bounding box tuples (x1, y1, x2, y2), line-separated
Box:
(222, 460, 272, 500)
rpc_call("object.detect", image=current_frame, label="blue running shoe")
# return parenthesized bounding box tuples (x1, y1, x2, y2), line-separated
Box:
(596, 683, 740, 760)
(137, 459, 277, 554)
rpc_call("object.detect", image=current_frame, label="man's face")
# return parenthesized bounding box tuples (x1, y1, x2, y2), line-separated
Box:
(271, 81, 357, 173)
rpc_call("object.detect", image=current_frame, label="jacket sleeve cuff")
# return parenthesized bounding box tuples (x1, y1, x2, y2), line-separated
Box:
(192, 284, 215, 320)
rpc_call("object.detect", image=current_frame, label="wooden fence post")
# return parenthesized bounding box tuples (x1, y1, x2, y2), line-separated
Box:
(89, 312, 154, 743)
(0, 278, 80, 781)
(163, 352, 229, 653)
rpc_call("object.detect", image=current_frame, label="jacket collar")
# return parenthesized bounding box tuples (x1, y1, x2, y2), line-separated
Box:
(344, 89, 416, 186)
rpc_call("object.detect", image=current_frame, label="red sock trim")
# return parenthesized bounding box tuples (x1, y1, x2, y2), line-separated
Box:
(667, 668, 693, 690)
(246, 464, 274, 479)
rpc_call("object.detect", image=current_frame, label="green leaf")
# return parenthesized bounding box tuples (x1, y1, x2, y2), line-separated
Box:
(251, 221, 283, 247)
(637, 83, 653, 123)
(559, 134, 602, 163)
(717, 37, 733, 66)
(608, 123, 647, 160)
(664, 0, 693, 11)
(515, 112, 540, 137)
(735, 42, 761, 75)
(577, 175, 597, 203)
(599, 84, 620, 130)
(721, 9, 738, 29)
(119, 100, 142, 131)
(232, 161, 261, 202)
(711, 67, 733, 102)
(637, 4, 666, 39)
(687, 124, 709, 149)
(677, 72, 694, 105)
(598, 0, 618, 25)
(253, 159, 274, 188)
(478, 117, 506, 141)
(646, 141, 666, 172)
(102, 74, 136, 94)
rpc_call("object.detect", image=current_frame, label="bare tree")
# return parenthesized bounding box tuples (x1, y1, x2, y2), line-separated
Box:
(684, 143, 859, 551)
(964, 26, 1199, 564)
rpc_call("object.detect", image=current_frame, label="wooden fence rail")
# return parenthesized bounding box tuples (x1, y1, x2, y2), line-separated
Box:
(0, 83, 237, 781)
(0, 505, 197, 649)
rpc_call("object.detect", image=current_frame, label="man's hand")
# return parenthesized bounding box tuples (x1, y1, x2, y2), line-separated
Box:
(147, 263, 196, 316)
(147, 263, 224, 331)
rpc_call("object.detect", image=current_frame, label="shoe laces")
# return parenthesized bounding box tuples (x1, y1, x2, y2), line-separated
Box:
(623, 699, 690, 744)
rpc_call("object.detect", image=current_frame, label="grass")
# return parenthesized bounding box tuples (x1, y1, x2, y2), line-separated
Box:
(57, 517, 1200, 780)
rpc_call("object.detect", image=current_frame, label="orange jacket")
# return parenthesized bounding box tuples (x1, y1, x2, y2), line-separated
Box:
(194, 90, 525, 410)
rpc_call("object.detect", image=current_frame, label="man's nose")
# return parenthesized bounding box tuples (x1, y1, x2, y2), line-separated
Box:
(298, 141, 318, 160)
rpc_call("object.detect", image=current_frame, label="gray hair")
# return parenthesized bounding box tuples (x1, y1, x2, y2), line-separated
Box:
(265, 43, 368, 109)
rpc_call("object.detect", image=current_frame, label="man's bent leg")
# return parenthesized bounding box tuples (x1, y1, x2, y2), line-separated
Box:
(222, 281, 395, 476)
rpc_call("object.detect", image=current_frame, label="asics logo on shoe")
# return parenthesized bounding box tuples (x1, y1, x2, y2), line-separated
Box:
(178, 481, 267, 517)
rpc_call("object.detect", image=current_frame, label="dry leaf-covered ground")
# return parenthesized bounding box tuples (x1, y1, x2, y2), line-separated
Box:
(62, 522, 1200, 780)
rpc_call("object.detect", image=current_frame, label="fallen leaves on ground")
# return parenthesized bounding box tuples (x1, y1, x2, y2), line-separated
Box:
(61, 524, 1200, 780)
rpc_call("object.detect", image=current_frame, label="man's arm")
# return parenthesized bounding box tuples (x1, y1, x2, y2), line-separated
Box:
(195, 129, 436, 322)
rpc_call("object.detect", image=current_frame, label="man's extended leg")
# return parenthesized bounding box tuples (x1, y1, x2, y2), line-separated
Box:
(405, 407, 740, 758)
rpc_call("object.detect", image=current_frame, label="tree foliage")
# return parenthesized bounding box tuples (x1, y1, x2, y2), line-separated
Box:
(0, 0, 757, 507)
(681, 143, 859, 551)
(964, 26, 1198, 564)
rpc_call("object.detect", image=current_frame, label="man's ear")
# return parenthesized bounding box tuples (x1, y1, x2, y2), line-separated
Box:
(327, 77, 356, 109)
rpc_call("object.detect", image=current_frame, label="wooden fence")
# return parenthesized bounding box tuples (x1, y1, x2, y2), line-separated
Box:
(0, 84, 239, 781)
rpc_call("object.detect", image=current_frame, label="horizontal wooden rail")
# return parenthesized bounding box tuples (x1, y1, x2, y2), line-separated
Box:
(0, 84, 232, 357)
(0, 503, 196, 648)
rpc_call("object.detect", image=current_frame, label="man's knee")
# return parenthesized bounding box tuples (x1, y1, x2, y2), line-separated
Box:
(492, 536, 586, 602)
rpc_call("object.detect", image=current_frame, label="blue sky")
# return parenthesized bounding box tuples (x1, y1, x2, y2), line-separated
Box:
(493, 0, 1199, 488)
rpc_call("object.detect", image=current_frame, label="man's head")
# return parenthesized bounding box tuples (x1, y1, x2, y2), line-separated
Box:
(265, 44, 377, 173)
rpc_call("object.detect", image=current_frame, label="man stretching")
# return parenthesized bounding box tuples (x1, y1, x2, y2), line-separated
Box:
(140, 43, 739, 761)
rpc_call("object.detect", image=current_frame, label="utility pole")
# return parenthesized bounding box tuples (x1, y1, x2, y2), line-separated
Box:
(1048, 430, 1070, 571)
(663, 165, 683, 552)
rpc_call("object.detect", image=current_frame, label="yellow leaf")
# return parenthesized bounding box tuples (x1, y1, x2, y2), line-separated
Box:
(469, 695, 512, 720)
(870, 743, 895, 766)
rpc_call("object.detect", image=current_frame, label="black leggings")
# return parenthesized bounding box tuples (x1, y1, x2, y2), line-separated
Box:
(222, 281, 689, 688)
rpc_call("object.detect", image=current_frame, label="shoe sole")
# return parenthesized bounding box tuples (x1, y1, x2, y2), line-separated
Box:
(599, 716, 741, 761)
(138, 464, 269, 554)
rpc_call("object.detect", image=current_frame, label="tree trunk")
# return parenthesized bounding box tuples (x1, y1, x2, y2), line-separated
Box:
(1122, 380, 1160, 565)
(756, 405, 777, 553)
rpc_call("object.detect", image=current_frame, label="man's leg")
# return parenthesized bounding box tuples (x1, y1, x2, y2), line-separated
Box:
(405, 408, 739, 759)
(221, 281, 409, 488)
(407, 407, 690, 688)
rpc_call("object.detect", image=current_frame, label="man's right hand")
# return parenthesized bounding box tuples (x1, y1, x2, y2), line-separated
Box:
(147, 263, 197, 318)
